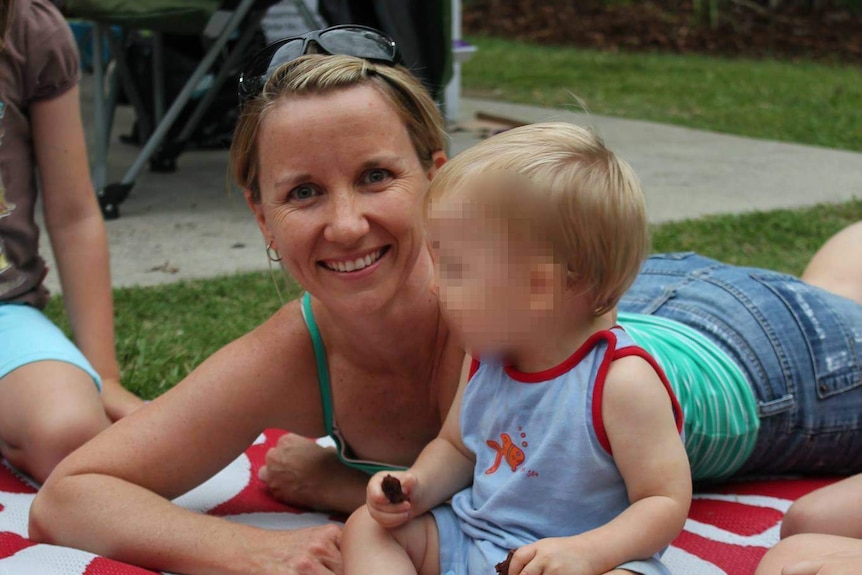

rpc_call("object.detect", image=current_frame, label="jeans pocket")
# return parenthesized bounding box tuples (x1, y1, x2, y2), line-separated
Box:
(752, 274, 862, 399)
(623, 252, 711, 315)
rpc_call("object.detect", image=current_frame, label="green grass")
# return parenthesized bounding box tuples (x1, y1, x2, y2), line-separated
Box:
(650, 199, 862, 272)
(42, 200, 862, 401)
(44, 272, 302, 400)
(461, 36, 862, 151)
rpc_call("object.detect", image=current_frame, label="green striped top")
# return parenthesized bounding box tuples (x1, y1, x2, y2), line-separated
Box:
(617, 312, 760, 480)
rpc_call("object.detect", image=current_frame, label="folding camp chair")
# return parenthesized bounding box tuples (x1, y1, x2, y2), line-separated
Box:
(68, 0, 312, 219)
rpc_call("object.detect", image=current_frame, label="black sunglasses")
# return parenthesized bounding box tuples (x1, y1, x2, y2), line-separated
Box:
(238, 25, 401, 108)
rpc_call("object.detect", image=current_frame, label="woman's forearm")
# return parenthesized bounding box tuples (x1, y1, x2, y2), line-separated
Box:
(30, 473, 266, 575)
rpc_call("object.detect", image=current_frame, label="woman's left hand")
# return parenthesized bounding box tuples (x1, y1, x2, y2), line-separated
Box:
(505, 537, 600, 575)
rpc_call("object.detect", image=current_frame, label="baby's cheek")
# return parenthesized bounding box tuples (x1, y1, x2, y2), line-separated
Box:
(449, 301, 487, 342)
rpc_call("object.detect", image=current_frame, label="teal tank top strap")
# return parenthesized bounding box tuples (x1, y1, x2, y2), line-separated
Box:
(299, 292, 405, 476)
(301, 292, 334, 436)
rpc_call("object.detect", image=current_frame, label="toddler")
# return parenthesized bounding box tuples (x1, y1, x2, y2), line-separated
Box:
(342, 122, 692, 575)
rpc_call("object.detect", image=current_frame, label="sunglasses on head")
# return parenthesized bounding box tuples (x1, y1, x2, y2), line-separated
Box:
(238, 25, 402, 108)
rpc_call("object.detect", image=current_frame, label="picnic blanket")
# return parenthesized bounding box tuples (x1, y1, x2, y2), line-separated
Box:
(0, 429, 837, 575)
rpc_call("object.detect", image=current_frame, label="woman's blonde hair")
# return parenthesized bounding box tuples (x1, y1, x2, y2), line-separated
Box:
(429, 122, 648, 316)
(232, 53, 447, 202)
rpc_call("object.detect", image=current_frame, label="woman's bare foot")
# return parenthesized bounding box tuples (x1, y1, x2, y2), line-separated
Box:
(259, 433, 369, 513)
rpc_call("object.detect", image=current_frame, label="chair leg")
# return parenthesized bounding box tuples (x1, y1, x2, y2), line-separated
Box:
(116, 0, 259, 189)
(90, 23, 108, 193)
(170, 10, 266, 150)
(107, 29, 153, 143)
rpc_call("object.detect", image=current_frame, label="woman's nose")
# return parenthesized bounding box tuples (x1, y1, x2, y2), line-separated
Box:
(324, 193, 370, 245)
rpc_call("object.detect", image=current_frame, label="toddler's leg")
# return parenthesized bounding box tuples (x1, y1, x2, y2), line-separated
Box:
(343, 505, 440, 575)
(0, 361, 109, 483)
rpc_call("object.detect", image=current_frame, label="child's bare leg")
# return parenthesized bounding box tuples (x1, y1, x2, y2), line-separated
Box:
(780, 474, 862, 539)
(0, 361, 109, 483)
(756, 533, 862, 575)
(343, 506, 440, 575)
(802, 221, 862, 305)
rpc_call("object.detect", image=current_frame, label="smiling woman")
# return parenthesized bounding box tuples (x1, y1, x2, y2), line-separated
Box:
(29, 31, 465, 575)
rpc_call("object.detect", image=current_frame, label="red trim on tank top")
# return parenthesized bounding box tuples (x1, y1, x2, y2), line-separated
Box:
(468, 357, 481, 380)
(589, 331, 619, 454)
(504, 330, 618, 384)
(592, 341, 686, 456)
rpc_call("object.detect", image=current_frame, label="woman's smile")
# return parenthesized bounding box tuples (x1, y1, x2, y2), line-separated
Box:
(319, 246, 391, 274)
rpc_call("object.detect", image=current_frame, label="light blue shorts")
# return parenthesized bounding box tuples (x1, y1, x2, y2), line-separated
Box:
(430, 505, 669, 575)
(0, 303, 102, 391)
(619, 252, 862, 476)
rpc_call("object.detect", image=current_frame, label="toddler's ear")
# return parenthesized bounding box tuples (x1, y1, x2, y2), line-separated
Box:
(528, 261, 558, 312)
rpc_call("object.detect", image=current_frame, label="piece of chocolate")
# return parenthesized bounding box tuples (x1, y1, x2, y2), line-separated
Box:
(495, 549, 515, 575)
(381, 474, 407, 503)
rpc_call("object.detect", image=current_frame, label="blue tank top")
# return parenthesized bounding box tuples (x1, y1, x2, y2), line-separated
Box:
(451, 327, 683, 557)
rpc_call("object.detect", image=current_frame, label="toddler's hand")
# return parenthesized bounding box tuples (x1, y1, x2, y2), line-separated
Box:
(505, 537, 599, 575)
(366, 471, 417, 529)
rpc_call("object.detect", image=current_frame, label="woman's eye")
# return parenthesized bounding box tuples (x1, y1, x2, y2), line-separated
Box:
(364, 169, 391, 185)
(288, 185, 317, 201)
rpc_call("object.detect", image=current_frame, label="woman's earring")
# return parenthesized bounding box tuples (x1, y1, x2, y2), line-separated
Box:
(266, 240, 283, 262)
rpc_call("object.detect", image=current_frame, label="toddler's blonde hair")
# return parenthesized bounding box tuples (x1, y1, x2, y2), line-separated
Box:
(429, 122, 648, 316)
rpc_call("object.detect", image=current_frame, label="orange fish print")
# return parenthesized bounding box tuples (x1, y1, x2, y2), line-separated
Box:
(485, 433, 525, 474)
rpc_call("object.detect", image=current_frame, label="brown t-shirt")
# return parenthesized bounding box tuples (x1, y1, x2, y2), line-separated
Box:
(0, 0, 79, 308)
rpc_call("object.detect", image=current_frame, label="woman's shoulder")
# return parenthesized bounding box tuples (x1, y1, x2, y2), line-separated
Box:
(204, 298, 319, 394)
(199, 298, 326, 434)
(243, 298, 317, 366)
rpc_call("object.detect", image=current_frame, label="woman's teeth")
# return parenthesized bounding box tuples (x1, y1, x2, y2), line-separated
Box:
(324, 249, 383, 273)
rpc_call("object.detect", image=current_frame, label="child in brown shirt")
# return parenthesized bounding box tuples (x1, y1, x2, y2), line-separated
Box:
(0, 0, 141, 482)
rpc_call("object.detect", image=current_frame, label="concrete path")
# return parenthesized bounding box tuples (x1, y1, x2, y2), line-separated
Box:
(38, 82, 862, 292)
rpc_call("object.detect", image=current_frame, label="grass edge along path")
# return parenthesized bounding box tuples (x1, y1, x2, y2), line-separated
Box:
(42, 199, 862, 400)
(461, 36, 862, 152)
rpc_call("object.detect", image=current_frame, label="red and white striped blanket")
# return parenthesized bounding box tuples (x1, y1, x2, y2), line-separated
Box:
(0, 429, 836, 575)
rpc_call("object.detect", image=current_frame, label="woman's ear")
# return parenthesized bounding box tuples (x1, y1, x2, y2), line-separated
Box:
(244, 188, 272, 245)
(426, 151, 448, 181)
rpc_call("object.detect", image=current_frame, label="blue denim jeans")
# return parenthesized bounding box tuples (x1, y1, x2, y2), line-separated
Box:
(619, 253, 862, 477)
